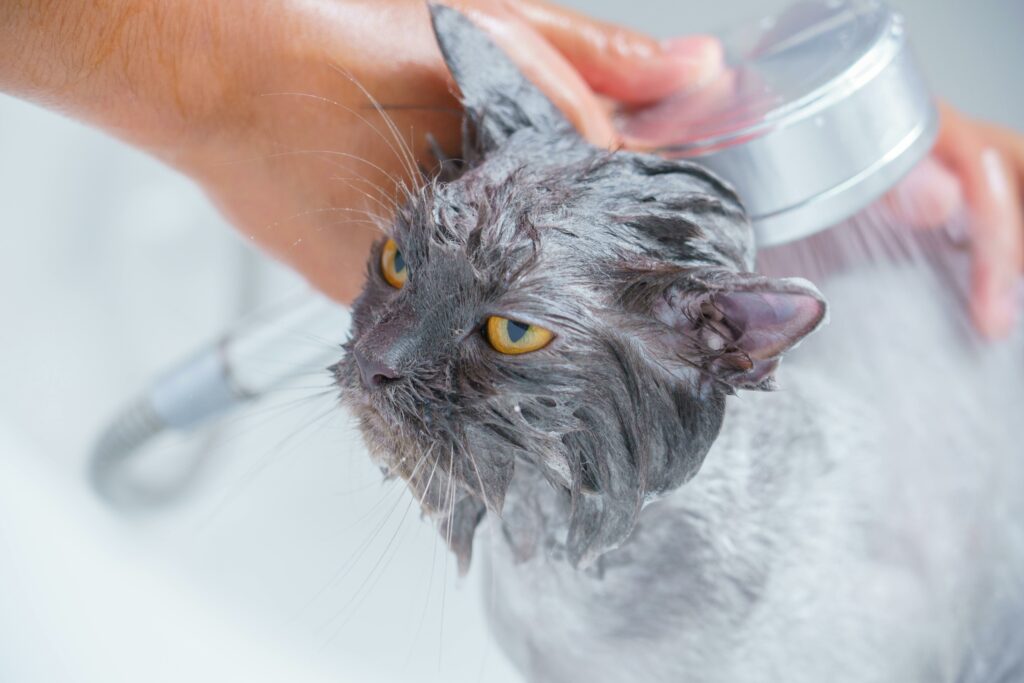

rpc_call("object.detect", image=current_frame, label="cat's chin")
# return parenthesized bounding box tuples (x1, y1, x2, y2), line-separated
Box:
(342, 393, 432, 479)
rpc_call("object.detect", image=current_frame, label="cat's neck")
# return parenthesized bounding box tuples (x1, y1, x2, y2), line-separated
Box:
(495, 368, 849, 570)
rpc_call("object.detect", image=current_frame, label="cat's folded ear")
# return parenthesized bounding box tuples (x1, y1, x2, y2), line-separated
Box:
(654, 270, 828, 391)
(428, 3, 573, 154)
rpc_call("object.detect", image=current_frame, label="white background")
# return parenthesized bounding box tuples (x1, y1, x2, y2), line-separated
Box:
(1, 1, 1021, 682)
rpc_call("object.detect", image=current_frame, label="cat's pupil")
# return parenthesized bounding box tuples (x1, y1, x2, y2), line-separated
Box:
(507, 319, 529, 343)
(393, 249, 406, 273)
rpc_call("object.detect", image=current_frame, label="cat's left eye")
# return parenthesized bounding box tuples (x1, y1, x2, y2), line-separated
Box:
(485, 316, 554, 355)
(380, 238, 408, 289)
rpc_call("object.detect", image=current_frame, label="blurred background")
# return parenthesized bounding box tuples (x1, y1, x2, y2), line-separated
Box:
(1, 1, 1021, 681)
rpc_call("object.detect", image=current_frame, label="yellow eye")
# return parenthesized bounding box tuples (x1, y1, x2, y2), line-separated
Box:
(380, 238, 408, 289)
(486, 316, 554, 355)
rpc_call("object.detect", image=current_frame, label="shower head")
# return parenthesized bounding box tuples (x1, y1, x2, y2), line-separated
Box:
(619, 0, 938, 247)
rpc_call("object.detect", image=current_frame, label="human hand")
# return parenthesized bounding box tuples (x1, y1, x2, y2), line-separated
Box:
(175, 0, 723, 302)
(884, 104, 1024, 338)
(178, 0, 720, 301)
(1, 0, 721, 302)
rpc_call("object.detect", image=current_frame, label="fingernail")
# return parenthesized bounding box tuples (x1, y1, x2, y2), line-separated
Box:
(981, 147, 1011, 202)
(981, 272, 1018, 338)
(996, 285, 1018, 334)
(887, 157, 964, 230)
(660, 35, 724, 89)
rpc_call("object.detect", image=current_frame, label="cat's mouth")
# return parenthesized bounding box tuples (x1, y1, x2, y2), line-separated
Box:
(335, 352, 449, 458)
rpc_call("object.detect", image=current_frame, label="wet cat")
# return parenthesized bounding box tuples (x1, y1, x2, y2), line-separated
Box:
(334, 6, 1024, 682)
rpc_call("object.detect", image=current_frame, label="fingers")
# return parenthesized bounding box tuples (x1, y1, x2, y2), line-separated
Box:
(438, 1, 725, 146)
(444, 1, 618, 146)
(511, 0, 723, 105)
(616, 67, 738, 149)
(972, 147, 1023, 337)
(973, 119, 1024, 187)
(881, 155, 964, 230)
(934, 104, 1024, 338)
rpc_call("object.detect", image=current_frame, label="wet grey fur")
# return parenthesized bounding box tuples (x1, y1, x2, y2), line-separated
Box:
(334, 6, 1024, 681)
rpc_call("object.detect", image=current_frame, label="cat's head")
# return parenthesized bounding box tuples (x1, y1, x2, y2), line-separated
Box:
(334, 5, 826, 570)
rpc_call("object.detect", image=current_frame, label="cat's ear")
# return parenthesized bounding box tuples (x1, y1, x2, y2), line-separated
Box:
(428, 3, 572, 153)
(656, 271, 827, 391)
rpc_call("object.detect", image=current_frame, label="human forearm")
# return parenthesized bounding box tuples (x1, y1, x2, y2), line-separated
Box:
(0, 0, 266, 156)
(0, 0, 725, 303)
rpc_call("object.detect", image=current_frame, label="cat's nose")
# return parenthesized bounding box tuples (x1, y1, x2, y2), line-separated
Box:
(353, 348, 401, 388)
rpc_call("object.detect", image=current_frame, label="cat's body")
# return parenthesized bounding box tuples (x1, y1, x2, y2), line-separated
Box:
(486, 262, 1024, 682)
(336, 7, 1024, 681)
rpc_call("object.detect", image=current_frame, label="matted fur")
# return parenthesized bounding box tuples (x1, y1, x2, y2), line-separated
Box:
(333, 6, 1023, 682)
(334, 6, 824, 570)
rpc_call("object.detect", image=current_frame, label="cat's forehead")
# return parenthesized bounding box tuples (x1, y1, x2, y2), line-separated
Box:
(392, 133, 753, 281)
(393, 156, 589, 275)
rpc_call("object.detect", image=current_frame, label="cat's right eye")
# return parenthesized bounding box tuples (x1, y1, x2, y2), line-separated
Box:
(380, 238, 408, 289)
(485, 316, 554, 355)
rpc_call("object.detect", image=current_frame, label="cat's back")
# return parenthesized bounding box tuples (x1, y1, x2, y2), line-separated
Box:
(486, 255, 1024, 682)
(779, 257, 1024, 681)
(693, 255, 1024, 681)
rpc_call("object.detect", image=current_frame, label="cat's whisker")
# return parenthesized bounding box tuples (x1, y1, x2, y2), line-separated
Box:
(274, 215, 387, 250)
(323, 477, 405, 542)
(259, 89, 420, 198)
(248, 385, 337, 395)
(212, 358, 334, 379)
(307, 218, 389, 240)
(482, 532, 500, 681)
(292, 331, 345, 352)
(330, 175, 401, 218)
(220, 387, 336, 425)
(327, 187, 398, 238)
(214, 147, 409, 204)
(402, 505, 443, 671)
(324, 64, 423, 195)
(234, 401, 340, 480)
(185, 385, 335, 458)
(322, 493, 418, 646)
(329, 476, 400, 498)
(313, 217, 390, 237)
(297, 479, 409, 627)
(297, 149, 406, 214)
(437, 443, 458, 668)
(327, 448, 430, 549)
(257, 146, 412, 210)
(313, 450, 437, 638)
(195, 400, 341, 533)
(265, 204, 387, 230)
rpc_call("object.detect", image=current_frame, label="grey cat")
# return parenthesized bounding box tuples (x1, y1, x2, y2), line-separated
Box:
(334, 6, 1024, 682)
